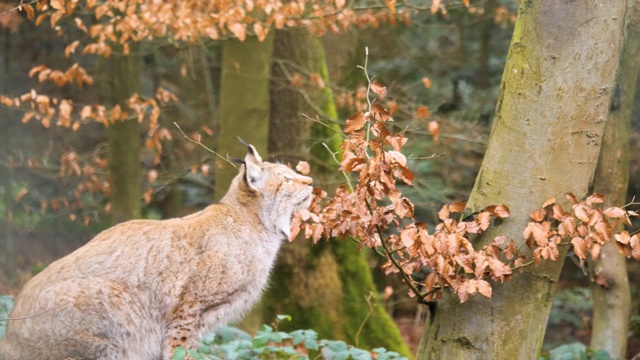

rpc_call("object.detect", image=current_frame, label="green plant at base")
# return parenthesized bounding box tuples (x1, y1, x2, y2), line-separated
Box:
(171, 316, 407, 360)
(539, 343, 612, 360)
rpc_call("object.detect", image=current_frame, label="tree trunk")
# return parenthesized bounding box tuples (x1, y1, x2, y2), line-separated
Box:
(215, 35, 274, 200)
(418, 1, 627, 359)
(263, 28, 411, 357)
(589, 1, 639, 357)
(100, 48, 143, 224)
(0, 27, 14, 278)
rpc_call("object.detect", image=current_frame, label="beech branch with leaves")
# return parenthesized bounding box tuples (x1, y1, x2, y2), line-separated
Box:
(291, 58, 640, 304)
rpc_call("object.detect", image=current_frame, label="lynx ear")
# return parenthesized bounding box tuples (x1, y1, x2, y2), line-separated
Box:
(238, 137, 263, 190)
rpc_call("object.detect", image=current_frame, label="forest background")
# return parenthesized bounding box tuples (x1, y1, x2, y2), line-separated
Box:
(0, 0, 640, 359)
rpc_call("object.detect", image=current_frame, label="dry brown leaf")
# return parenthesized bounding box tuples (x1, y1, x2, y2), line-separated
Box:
(566, 192, 578, 205)
(370, 81, 387, 95)
(422, 77, 432, 89)
(344, 112, 366, 133)
(296, 161, 310, 175)
(415, 105, 430, 119)
(604, 207, 626, 218)
(428, 120, 439, 141)
(371, 103, 392, 121)
(530, 208, 546, 222)
(477, 279, 492, 298)
(542, 197, 556, 208)
(571, 237, 587, 259)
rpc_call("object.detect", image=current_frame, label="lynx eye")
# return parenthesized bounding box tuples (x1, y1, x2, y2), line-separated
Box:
(284, 175, 293, 184)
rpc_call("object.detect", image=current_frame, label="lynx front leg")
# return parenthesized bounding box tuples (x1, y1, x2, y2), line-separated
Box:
(162, 301, 204, 360)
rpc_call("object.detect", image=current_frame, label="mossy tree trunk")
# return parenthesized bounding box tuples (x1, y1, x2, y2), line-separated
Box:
(263, 28, 411, 357)
(418, 1, 627, 359)
(215, 35, 274, 200)
(589, 0, 639, 357)
(99, 47, 143, 224)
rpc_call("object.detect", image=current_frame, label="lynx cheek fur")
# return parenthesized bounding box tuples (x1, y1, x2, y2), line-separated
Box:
(0, 143, 313, 360)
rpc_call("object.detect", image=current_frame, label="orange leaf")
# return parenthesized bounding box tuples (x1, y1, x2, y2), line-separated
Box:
(14, 188, 28, 202)
(437, 205, 450, 221)
(371, 103, 392, 121)
(542, 197, 556, 208)
(477, 279, 492, 298)
(430, 0, 441, 13)
(574, 204, 590, 222)
(493, 205, 510, 219)
(571, 237, 587, 259)
(428, 120, 439, 141)
(422, 77, 432, 89)
(400, 225, 416, 248)
(229, 23, 247, 41)
(143, 188, 153, 204)
(370, 81, 387, 95)
(309, 72, 325, 89)
(22, 4, 35, 20)
(296, 161, 310, 175)
(551, 204, 568, 221)
(604, 207, 626, 218)
(450, 202, 466, 213)
(415, 105, 430, 119)
(587, 193, 605, 205)
(50, 0, 63, 10)
(504, 241, 516, 260)
(566, 192, 578, 205)
(530, 208, 546, 222)
(344, 111, 366, 133)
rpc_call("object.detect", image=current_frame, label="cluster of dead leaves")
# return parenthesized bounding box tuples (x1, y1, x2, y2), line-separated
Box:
(1, 86, 175, 134)
(20, 0, 412, 55)
(525, 193, 640, 266)
(293, 79, 640, 304)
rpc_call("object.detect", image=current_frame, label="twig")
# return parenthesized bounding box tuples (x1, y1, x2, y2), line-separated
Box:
(300, 113, 343, 136)
(322, 142, 353, 191)
(173, 122, 236, 169)
(0, 0, 38, 19)
(354, 292, 375, 349)
(0, 300, 70, 322)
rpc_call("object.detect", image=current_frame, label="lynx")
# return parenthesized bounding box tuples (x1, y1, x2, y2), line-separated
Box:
(0, 142, 313, 360)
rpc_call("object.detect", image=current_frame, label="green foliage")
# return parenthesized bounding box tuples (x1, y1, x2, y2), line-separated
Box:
(170, 319, 408, 360)
(539, 343, 612, 360)
(0, 295, 14, 339)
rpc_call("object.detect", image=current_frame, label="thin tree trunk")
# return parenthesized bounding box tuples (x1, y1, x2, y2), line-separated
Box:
(215, 35, 274, 200)
(1, 27, 14, 278)
(264, 28, 411, 356)
(589, 1, 639, 357)
(100, 47, 143, 224)
(418, 1, 627, 358)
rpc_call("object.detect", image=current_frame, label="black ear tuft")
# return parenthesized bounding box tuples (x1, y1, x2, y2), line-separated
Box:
(237, 136, 253, 155)
(230, 157, 245, 164)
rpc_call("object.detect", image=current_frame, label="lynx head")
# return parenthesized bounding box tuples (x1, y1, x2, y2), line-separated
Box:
(223, 139, 314, 240)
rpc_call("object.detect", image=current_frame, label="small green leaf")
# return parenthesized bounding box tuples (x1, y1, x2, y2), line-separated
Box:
(276, 314, 292, 322)
(171, 347, 186, 360)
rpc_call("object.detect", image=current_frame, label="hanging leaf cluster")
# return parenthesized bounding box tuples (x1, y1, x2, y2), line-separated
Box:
(293, 76, 640, 304)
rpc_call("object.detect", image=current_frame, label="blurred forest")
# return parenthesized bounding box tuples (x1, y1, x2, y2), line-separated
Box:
(0, 0, 640, 358)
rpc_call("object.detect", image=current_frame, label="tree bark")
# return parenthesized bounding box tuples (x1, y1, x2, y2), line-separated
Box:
(418, 1, 627, 358)
(215, 35, 274, 200)
(0, 27, 14, 278)
(99, 48, 143, 224)
(263, 28, 412, 356)
(589, 0, 639, 357)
